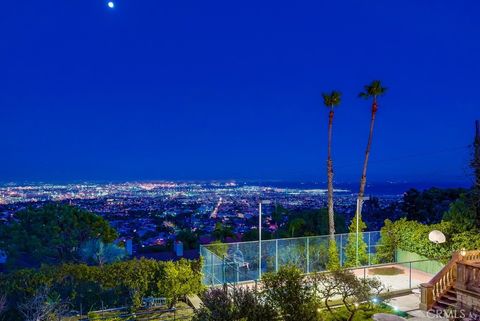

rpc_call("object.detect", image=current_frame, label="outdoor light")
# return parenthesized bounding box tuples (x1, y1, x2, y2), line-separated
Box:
(354, 302, 359, 308)
(428, 230, 446, 244)
(372, 298, 378, 304)
(460, 248, 467, 257)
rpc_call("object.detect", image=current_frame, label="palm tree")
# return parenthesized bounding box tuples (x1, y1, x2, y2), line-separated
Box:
(357, 80, 387, 203)
(344, 80, 386, 267)
(322, 91, 342, 239)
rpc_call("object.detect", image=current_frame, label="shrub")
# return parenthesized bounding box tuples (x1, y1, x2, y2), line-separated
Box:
(311, 269, 387, 321)
(193, 287, 277, 321)
(0, 258, 204, 319)
(343, 215, 369, 267)
(443, 194, 478, 232)
(262, 265, 318, 321)
(327, 239, 340, 271)
(375, 218, 480, 262)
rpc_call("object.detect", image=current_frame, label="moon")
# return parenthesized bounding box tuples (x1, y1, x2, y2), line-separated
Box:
(107, 1, 115, 8)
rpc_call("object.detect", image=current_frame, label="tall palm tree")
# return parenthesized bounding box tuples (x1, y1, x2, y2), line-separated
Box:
(357, 80, 387, 209)
(322, 91, 342, 239)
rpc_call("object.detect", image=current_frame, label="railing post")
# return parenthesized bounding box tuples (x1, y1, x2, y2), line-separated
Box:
(222, 255, 226, 284)
(275, 239, 279, 272)
(306, 237, 310, 274)
(420, 283, 434, 311)
(456, 262, 467, 290)
(340, 234, 343, 266)
(368, 232, 371, 265)
(211, 252, 215, 285)
(409, 262, 412, 288)
(236, 262, 239, 284)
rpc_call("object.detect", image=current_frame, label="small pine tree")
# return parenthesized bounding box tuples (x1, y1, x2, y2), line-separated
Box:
(326, 238, 340, 271)
(343, 215, 369, 267)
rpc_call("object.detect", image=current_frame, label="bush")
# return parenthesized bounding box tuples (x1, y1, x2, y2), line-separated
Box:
(0, 204, 118, 268)
(375, 218, 480, 262)
(327, 239, 340, 270)
(193, 287, 277, 321)
(443, 194, 478, 232)
(0, 258, 204, 320)
(262, 265, 319, 321)
(343, 215, 369, 267)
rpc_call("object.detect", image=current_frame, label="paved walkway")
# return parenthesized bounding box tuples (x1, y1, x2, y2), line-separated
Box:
(387, 293, 448, 321)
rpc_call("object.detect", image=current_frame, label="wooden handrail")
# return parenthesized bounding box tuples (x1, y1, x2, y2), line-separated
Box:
(420, 250, 480, 311)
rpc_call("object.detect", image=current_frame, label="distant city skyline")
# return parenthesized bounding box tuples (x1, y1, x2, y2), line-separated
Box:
(1, 1, 479, 183)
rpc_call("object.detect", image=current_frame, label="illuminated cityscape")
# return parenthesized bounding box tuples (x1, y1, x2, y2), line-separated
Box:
(1, 0, 480, 320)
(0, 181, 405, 251)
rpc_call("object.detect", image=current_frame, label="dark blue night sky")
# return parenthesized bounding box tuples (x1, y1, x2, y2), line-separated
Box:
(0, 1, 479, 184)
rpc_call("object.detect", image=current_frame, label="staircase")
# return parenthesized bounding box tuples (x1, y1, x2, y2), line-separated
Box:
(431, 287, 458, 312)
(420, 250, 480, 313)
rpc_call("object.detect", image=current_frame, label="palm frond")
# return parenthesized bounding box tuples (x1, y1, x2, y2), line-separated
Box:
(322, 90, 342, 108)
(359, 80, 387, 98)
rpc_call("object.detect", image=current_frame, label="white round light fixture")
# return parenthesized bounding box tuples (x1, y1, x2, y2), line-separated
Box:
(107, 1, 115, 8)
(428, 230, 446, 244)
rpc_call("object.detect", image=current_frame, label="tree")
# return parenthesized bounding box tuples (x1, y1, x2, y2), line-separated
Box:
(78, 239, 126, 266)
(443, 195, 477, 232)
(176, 229, 199, 250)
(18, 287, 70, 321)
(0, 294, 6, 318)
(287, 218, 305, 237)
(212, 223, 234, 242)
(312, 269, 386, 321)
(193, 287, 277, 321)
(343, 217, 369, 267)
(345, 80, 386, 267)
(277, 208, 347, 238)
(352, 80, 387, 245)
(326, 239, 340, 271)
(373, 219, 398, 264)
(0, 204, 118, 268)
(322, 90, 342, 239)
(357, 80, 387, 202)
(261, 265, 318, 321)
(158, 259, 204, 308)
(402, 187, 465, 224)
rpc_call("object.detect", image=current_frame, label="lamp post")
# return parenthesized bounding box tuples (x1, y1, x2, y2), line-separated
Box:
(258, 200, 271, 280)
(355, 196, 369, 265)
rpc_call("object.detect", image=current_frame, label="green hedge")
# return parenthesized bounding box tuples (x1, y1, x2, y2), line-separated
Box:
(376, 218, 480, 264)
(0, 258, 204, 319)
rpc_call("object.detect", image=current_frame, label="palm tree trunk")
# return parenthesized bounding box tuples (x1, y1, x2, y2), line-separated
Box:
(327, 110, 335, 239)
(358, 97, 378, 201)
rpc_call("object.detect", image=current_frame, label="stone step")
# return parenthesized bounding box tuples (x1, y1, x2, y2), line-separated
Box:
(438, 298, 457, 306)
(443, 293, 457, 301)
